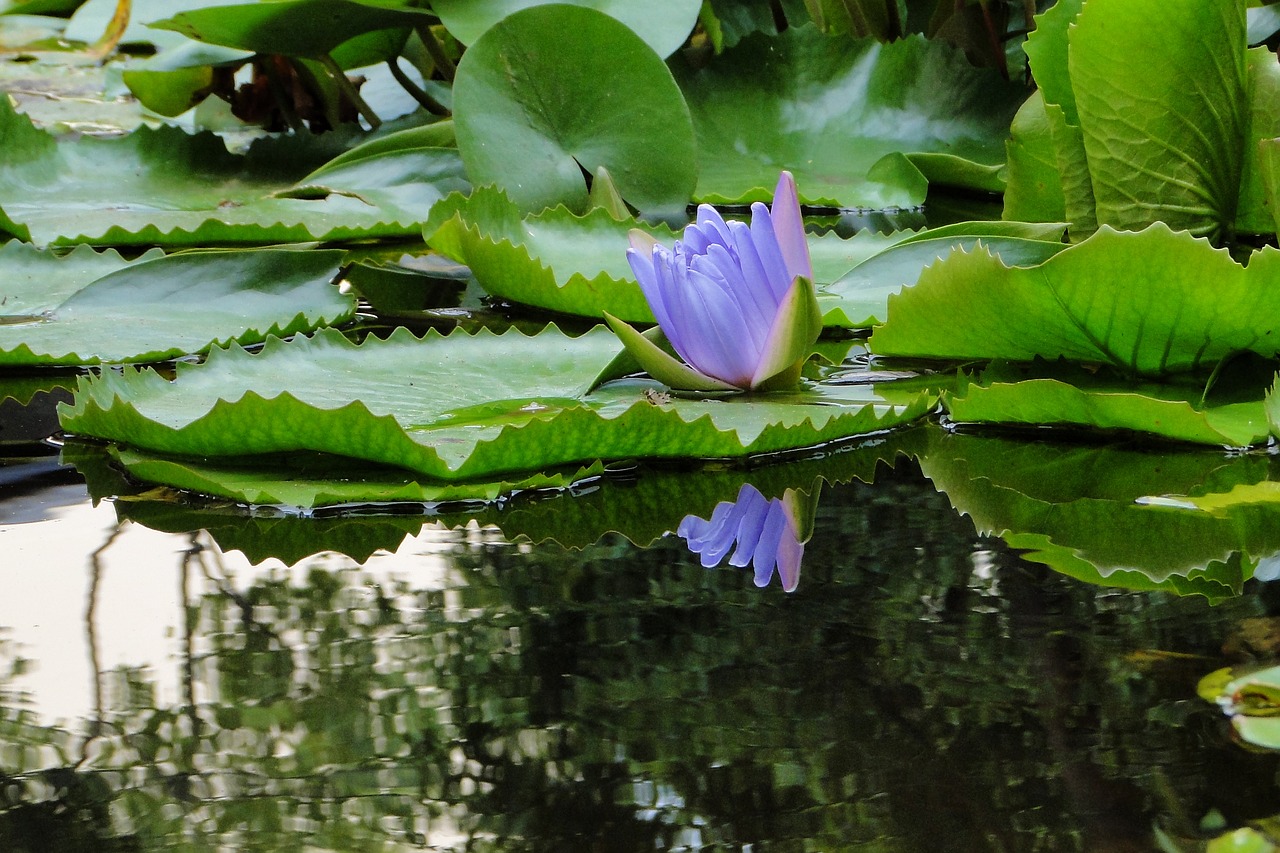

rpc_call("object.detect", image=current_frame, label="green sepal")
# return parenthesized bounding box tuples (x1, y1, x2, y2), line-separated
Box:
(750, 275, 823, 389)
(781, 479, 823, 543)
(602, 312, 738, 392)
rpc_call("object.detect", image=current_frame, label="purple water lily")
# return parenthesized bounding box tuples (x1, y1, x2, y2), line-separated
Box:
(677, 483, 806, 592)
(608, 172, 822, 392)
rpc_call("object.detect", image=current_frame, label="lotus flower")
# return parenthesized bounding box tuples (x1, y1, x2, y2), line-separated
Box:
(677, 484, 813, 592)
(607, 172, 822, 392)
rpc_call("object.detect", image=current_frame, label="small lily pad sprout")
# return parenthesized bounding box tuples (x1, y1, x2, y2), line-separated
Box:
(606, 171, 822, 392)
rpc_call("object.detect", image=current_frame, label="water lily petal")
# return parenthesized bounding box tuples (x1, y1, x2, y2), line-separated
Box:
(672, 266, 756, 386)
(725, 218, 784, 325)
(750, 500, 790, 587)
(692, 244, 769, 353)
(747, 202, 793, 302)
(697, 204, 735, 246)
(625, 246, 660, 307)
(647, 248, 692, 357)
(678, 499, 741, 566)
(775, 532, 804, 592)
(770, 171, 812, 284)
(683, 204, 734, 255)
(727, 487, 769, 568)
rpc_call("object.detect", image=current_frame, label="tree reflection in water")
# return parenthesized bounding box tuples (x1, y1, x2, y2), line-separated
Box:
(1, 462, 1279, 851)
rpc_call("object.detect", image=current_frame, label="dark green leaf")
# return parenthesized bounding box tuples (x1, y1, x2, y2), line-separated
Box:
(452, 4, 696, 213)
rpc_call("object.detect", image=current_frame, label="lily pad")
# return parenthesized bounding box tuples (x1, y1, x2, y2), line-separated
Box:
(64, 0, 229, 50)
(943, 361, 1272, 447)
(0, 248, 353, 365)
(0, 375, 76, 407)
(424, 186, 665, 321)
(149, 0, 433, 58)
(870, 224, 1280, 377)
(110, 446, 607, 510)
(426, 187, 1058, 326)
(430, 0, 701, 59)
(59, 325, 934, 490)
(670, 26, 1029, 208)
(1070, 0, 1247, 238)
(1001, 92, 1068, 224)
(1, 1, 84, 14)
(451, 4, 696, 213)
(0, 98, 468, 247)
(0, 51, 147, 133)
(120, 41, 254, 118)
(1200, 664, 1280, 751)
(0, 241, 163, 315)
(823, 222, 1067, 327)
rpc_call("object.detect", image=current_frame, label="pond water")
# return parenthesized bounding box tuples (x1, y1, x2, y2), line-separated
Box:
(3, 388, 1279, 852)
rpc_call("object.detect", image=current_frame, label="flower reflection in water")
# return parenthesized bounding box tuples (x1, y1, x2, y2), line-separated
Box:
(677, 483, 809, 592)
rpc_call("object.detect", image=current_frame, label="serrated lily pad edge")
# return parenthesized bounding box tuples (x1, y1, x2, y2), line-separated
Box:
(943, 376, 1273, 448)
(59, 327, 939, 491)
(426, 193, 665, 323)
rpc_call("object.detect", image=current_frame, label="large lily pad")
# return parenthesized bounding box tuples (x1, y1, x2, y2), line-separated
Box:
(871, 224, 1280, 377)
(943, 362, 1272, 447)
(425, 186, 908, 324)
(451, 4, 696, 214)
(65, 0, 228, 50)
(108, 446, 606, 510)
(424, 186, 664, 321)
(0, 248, 353, 365)
(1001, 91, 1068, 224)
(1071, 0, 1247, 238)
(1, 1, 84, 14)
(670, 26, 1029, 208)
(0, 98, 467, 247)
(822, 222, 1067, 327)
(149, 0, 432, 58)
(430, 0, 700, 59)
(0, 49, 150, 133)
(0, 241, 163, 316)
(59, 325, 934, 489)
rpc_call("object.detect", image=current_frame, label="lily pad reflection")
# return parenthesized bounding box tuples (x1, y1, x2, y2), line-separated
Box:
(67, 431, 919, 570)
(919, 428, 1280, 601)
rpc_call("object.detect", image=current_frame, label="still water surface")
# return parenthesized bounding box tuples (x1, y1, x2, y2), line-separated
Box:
(3, 415, 1279, 852)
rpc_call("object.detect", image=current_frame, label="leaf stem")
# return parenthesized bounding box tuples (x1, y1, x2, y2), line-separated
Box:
(386, 59, 450, 116)
(318, 53, 382, 130)
(88, 0, 131, 61)
(414, 24, 456, 83)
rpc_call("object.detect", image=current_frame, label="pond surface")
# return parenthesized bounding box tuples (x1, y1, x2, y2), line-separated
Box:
(3, 398, 1279, 852)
